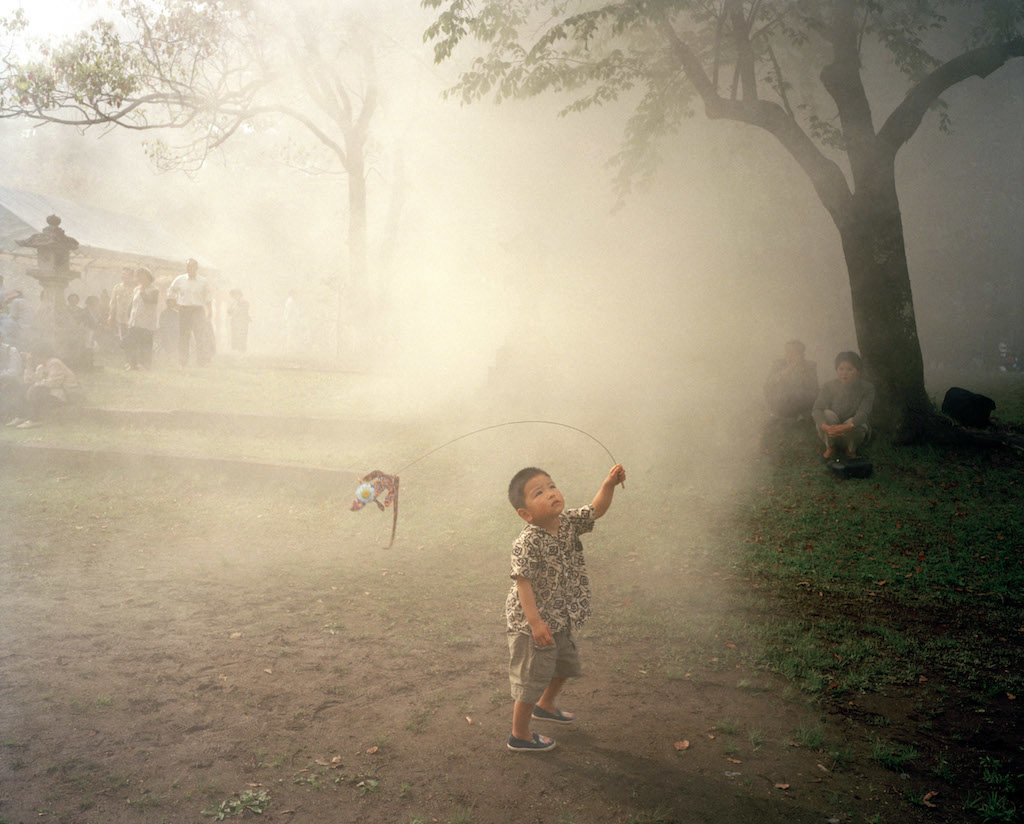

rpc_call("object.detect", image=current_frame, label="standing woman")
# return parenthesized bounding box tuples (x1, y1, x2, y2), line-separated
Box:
(125, 268, 159, 369)
(812, 351, 875, 459)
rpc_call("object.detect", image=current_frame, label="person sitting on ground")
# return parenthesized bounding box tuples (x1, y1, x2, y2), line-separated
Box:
(6, 345, 81, 429)
(0, 330, 24, 423)
(764, 339, 818, 419)
(811, 351, 875, 459)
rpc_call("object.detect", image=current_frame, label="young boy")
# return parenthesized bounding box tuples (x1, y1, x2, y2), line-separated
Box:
(505, 463, 626, 752)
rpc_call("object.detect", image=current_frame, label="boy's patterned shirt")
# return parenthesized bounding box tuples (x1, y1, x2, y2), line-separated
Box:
(505, 506, 594, 633)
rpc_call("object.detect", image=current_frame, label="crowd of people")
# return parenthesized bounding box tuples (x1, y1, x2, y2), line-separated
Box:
(764, 340, 876, 460)
(0, 259, 253, 429)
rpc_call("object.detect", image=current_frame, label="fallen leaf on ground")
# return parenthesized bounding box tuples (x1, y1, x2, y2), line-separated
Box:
(230, 632, 242, 639)
(774, 783, 790, 790)
(1008, 693, 1016, 700)
(465, 716, 473, 725)
(727, 757, 743, 764)
(263, 668, 272, 674)
(816, 763, 830, 773)
(365, 745, 379, 754)
(923, 791, 938, 808)
(674, 740, 690, 750)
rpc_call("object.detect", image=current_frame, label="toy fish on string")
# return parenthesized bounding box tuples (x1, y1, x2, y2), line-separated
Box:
(350, 420, 619, 549)
(350, 470, 399, 548)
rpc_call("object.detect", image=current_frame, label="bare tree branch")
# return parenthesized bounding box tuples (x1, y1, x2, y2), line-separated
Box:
(879, 36, 1024, 154)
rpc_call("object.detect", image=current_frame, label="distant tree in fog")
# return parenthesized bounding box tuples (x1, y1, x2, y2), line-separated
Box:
(0, 0, 392, 351)
(424, 0, 1023, 439)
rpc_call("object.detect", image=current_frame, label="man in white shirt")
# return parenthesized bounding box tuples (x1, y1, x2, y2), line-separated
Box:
(165, 258, 212, 366)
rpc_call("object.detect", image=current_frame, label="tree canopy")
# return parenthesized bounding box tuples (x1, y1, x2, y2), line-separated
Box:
(1, 0, 390, 345)
(424, 0, 1024, 436)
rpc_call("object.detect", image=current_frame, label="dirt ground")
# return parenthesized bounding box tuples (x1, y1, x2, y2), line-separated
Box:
(0, 441, 1002, 824)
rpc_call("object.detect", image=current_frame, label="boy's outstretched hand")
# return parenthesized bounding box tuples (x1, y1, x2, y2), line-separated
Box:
(592, 464, 626, 518)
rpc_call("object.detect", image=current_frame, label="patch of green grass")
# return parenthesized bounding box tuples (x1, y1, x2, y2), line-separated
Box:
(356, 777, 379, 795)
(979, 755, 1016, 793)
(201, 789, 270, 819)
(449, 807, 473, 824)
(748, 413, 1024, 701)
(795, 725, 824, 749)
(964, 790, 1018, 823)
(870, 737, 919, 772)
(750, 422, 1024, 607)
(627, 804, 676, 824)
(716, 718, 739, 735)
(405, 707, 433, 735)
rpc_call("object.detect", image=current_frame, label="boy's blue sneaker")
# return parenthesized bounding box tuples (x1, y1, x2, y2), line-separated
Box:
(507, 732, 556, 752)
(531, 706, 576, 724)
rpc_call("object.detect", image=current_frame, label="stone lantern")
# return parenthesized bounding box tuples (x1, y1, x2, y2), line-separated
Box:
(16, 214, 82, 359)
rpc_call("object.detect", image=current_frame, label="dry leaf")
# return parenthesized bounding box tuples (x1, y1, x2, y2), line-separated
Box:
(674, 740, 690, 751)
(816, 763, 830, 773)
(230, 632, 242, 639)
(706, 733, 716, 740)
(774, 783, 790, 790)
(315, 758, 330, 766)
(727, 757, 743, 764)
(365, 745, 379, 754)
(465, 716, 474, 725)
(922, 791, 938, 808)
(1007, 693, 1016, 700)
(263, 668, 272, 674)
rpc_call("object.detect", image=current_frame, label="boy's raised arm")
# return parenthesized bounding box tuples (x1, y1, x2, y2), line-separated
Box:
(591, 464, 626, 519)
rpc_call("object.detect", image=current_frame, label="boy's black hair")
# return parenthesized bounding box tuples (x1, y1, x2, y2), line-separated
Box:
(508, 466, 549, 510)
(834, 350, 862, 371)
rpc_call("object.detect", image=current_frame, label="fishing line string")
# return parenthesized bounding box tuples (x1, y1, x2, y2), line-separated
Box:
(395, 420, 619, 475)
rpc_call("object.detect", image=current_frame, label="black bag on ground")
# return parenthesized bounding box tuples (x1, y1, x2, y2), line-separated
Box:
(828, 457, 873, 479)
(941, 387, 996, 428)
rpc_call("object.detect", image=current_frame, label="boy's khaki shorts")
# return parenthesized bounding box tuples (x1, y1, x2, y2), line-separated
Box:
(508, 628, 581, 704)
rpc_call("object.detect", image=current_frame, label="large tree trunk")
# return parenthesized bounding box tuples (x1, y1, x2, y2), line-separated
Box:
(339, 135, 369, 359)
(835, 157, 933, 437)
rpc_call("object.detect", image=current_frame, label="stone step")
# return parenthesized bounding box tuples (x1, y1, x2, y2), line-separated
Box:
(0, 439, 361, 492)
(76, 406, 407, 437)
